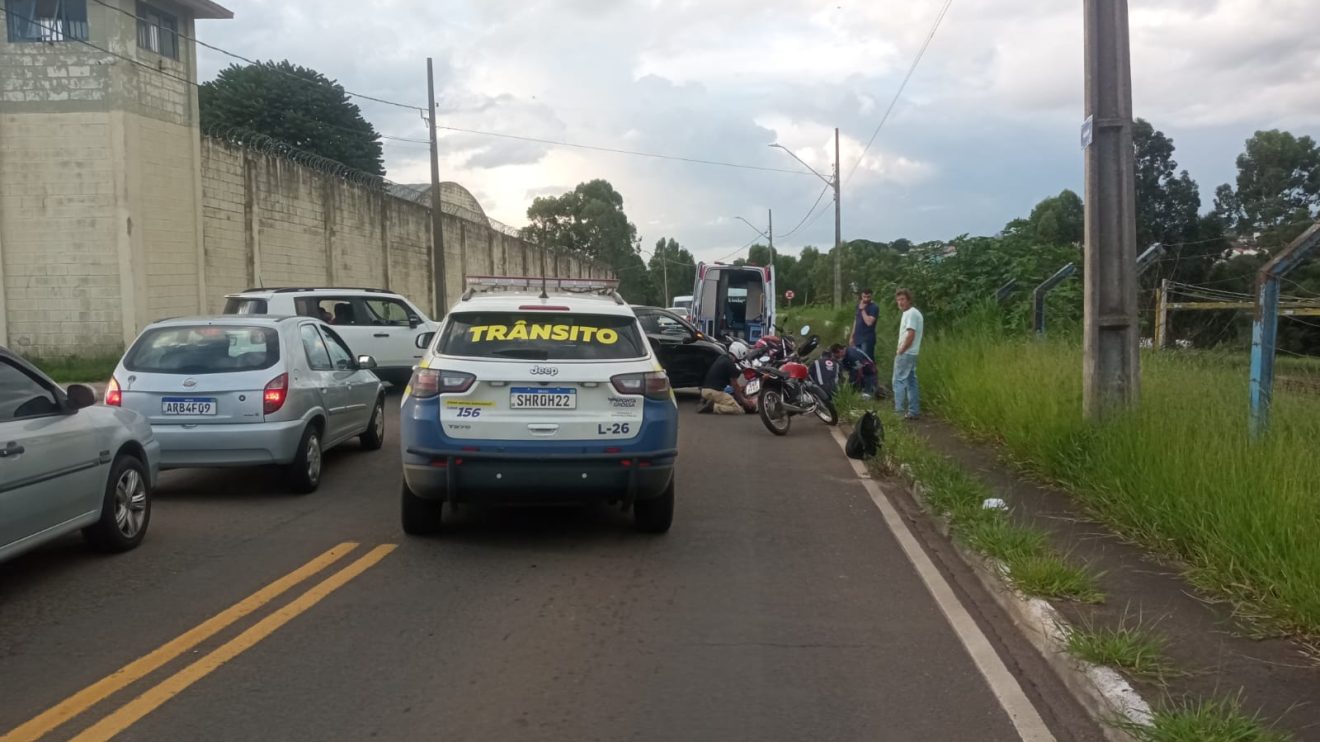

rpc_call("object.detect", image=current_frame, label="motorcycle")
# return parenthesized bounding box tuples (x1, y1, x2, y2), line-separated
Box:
(741, 325, 839, 436)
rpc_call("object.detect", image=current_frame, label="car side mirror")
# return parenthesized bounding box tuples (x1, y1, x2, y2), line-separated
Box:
(409, 315, 422, 329)
(66, 384, 96, 410)
(356, 355, 378, 370)
(415, 332, 435, 349)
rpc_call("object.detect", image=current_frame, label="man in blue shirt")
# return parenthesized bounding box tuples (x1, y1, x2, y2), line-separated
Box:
(849, 288, 880, 362)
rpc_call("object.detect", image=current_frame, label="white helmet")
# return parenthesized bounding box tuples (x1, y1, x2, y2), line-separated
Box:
(728, 341, 750, 360)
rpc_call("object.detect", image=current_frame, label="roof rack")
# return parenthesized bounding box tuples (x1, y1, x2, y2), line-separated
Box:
(460, 275, 624, 305)
(237, 287, 394, 294)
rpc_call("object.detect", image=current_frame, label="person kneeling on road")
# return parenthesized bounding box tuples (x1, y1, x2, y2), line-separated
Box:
(699, 342, 755, 415)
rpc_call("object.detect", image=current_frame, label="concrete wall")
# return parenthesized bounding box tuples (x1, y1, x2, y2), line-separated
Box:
(198, 138, 601, 321)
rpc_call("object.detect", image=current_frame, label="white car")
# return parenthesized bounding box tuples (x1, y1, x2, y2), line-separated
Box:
(1, 347, 159, 562)
(398, 277, 680, 535)
(223, 287, 437, 385)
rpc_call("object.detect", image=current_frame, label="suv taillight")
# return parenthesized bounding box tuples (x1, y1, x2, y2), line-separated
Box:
(105, 377, 122, 406)
(611, 372, 671, 401)
(409, 369, 475, 399)
(264, 373, 289, 414)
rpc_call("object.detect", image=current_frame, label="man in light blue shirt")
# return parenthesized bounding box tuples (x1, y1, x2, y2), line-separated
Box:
(893, 288, 923, 420)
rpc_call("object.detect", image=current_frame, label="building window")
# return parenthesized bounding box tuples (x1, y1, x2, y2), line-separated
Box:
(5, 0, 89, 43)
(135, 1, 177, 60)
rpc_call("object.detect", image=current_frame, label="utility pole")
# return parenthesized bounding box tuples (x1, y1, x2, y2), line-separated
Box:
(1082, 0, 1140, 419)
(833, 127, 842, 308)
(661, 248, 669, 307)
(768, 208, 775, 273)
(426, 58, 447, 318)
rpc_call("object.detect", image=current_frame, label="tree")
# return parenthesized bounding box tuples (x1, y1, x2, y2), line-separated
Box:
(1133, 119, 1203, 250)
(1215, 130, 1320, 249)
(649, 238, 696, 307)
(746, 244, 774, 267)
(200, 61, 385, 176)
(1026, 190, 1085, 245)
(525, 180, 648, 302)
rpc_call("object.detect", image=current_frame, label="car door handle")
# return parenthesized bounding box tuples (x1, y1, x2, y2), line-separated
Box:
(373, 333, 390, 338)
(0, 442, 25, 458)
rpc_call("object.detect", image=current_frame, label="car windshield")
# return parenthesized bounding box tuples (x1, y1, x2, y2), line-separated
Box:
(124, 325, 281, 374)
(438, 312, 646, 361)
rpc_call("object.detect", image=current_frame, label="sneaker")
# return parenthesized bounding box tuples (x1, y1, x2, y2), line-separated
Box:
(903, 413, 921, 421)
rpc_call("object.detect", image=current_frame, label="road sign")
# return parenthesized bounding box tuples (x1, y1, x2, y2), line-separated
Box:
(785, 290, 795, 301)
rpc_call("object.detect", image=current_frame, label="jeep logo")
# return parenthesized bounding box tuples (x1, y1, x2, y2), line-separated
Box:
(529, 366, 559, 377)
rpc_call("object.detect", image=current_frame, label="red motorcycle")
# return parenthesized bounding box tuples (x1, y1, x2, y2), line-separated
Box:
(742, 326, 838, 436)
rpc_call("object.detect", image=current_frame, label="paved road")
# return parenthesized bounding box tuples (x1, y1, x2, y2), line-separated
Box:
(0, 395, 1102, 741)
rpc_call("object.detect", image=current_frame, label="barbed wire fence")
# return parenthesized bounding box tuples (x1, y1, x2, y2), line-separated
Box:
(202, 124, 530, 241)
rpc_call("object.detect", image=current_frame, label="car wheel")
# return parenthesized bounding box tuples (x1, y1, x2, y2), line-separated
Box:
(287, 424, 323, 494)
(360, 395, 386, 450)
(634, 479, 674, 534)
(83, 454, 151, 553)
(401, 481, 443, 535)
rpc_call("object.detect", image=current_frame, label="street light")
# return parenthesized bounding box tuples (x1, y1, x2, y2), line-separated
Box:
(769, 130, 842, 307)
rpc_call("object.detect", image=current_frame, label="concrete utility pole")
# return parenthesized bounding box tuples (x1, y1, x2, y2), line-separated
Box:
(426, 58, 447, 318)
(768, 208, 775, 274)
(1082, 0, 1140, 419)
(833, 127, 842, 308)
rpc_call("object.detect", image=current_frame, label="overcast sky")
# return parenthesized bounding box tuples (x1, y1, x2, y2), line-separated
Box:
(197, 0, 1320, 264)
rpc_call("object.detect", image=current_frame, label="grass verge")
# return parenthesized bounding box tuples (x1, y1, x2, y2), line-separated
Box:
(915, 311, 1320, 638)
(833, 385, 1104, 605)
(1065, 612, 1177, 683)
(1117, 695, 1292, 742)
(22, 353, 120, 384)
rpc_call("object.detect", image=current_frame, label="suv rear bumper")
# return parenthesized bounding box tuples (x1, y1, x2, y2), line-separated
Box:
(404, 447, 676, 505)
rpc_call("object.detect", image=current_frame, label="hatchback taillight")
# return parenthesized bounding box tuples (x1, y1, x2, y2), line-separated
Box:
(611, 372, 671, 401)
(264, 373, 289, 414)
(105, 377, 122, 406)
(409, 369, 475, 398)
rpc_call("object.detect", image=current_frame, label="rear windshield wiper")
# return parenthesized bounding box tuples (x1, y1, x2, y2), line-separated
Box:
(488, 349, 551, 360)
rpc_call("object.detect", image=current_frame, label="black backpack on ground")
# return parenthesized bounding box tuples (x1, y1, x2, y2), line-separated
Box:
(846, 411, 883, 460)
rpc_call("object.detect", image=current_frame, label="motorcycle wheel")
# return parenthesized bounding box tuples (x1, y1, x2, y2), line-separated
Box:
(759, 390, 791, 436)
(810, 387, 839, 426)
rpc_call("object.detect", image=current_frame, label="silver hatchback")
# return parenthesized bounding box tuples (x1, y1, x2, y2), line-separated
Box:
(111, 316, 386, 493)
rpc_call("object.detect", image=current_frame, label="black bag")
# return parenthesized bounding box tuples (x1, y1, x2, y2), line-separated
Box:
(809, 357, 840, 399)
(845, 411, 883, 460)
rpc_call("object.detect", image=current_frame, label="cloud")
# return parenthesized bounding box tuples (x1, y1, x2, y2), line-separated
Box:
(196, 0, 1320, 263)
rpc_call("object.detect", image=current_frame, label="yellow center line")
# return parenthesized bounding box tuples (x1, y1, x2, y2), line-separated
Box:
(69, 544, 398, 742)
(1, 542, 359, 742)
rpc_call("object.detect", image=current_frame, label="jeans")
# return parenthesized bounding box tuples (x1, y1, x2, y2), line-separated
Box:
(892, 353, 920, 416)
(853, 337, 876, 364)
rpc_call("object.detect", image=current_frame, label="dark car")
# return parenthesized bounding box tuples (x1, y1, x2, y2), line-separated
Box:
(632, 306, 728, 389)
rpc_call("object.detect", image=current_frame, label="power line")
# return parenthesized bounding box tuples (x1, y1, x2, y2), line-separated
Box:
(86, 0, 425, 111)
(845, 0, 954, 185)
(435, 125, 815, 176)
(775, 184, 831, 240)
(714, 236, 762, 264)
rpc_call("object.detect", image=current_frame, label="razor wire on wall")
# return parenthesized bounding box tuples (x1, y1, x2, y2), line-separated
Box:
(202, 124, 526, 239)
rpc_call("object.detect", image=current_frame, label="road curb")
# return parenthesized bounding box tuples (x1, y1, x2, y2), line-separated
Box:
(840, 422, 1153, 741)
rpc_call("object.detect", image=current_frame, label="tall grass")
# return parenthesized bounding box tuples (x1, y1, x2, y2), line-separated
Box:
(920, 313, 1320, 636)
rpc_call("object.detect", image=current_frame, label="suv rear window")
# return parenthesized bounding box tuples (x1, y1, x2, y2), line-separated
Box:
(223, 297, 268, 315)
(124, 326, 281, 374)
(438, 312, 646, 361)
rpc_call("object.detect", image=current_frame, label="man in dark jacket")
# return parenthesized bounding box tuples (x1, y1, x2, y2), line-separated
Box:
(830, 344, 878, 398)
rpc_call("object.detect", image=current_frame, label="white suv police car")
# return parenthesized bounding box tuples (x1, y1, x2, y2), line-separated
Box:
(399, 277, 679, 535)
